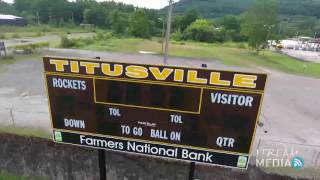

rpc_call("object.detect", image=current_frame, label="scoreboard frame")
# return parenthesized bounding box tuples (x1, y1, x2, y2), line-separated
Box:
(43, 56, 268, 169)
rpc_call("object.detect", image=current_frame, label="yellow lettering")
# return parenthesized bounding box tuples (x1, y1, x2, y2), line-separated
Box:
(187, 70, 207, 84)
(70, 61, 79, 73)
(233, 74, 257, 88)
(209, 72, 231, 86)
(125, 65, 148, 79)
(101, 64, 123, 77)
(174, 69, 184, 82)
(149, 67, 173, 80)
(80, 62, 100, 74)
(49, 59, 69, 72)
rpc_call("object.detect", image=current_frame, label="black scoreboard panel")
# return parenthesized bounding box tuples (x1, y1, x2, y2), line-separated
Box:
(44, 56, 267, 169)
(94, 78, 202, 113)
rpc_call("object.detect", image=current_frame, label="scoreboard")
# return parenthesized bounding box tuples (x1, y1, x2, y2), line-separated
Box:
(43, 56, 267, 169)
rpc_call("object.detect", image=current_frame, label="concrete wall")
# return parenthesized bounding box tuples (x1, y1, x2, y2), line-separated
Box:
(0, 133, 303, 180)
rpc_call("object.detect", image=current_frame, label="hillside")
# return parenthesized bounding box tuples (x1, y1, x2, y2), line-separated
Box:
(173, 0, 320, 18)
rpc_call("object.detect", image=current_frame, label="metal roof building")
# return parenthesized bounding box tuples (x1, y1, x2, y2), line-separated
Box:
(0, 14, 27, 26)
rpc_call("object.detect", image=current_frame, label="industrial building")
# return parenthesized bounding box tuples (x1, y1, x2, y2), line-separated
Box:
(0, 14, 27, 26)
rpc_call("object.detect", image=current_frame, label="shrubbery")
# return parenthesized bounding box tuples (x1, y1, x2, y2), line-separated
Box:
(94, 32, 113, 40)
(14, 42, 49, 50)
(182, 19, 225, 43)
(171, 30, 183, 41)
(60, 36, 75, 48)
(14, 42, 49, 54)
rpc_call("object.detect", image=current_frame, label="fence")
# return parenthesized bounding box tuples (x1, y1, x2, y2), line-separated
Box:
(0, 94, 50, 131)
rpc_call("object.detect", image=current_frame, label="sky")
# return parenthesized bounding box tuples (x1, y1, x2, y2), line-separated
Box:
(3, 0, 180, 9)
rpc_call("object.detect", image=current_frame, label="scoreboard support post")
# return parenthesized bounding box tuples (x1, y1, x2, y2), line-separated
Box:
(188, 162, 196, 180)
(98, 149, 107, 180)
(188, 63, 203, 180)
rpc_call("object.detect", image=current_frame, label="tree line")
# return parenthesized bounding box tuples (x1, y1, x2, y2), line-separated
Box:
(174, 0, 320, 19)
(0, 0, 162, 38)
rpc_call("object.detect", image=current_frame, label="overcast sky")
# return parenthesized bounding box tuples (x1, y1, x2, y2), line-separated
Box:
(3, 0, 180, 9)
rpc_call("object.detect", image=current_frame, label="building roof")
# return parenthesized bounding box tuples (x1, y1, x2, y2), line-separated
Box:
(0, 14, 23, 20)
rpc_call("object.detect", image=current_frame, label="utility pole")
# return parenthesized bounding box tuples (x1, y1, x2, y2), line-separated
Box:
(158, 18, 165, 54)
(164, 0, 173, 65)
(36, 10, 40, 25)
(72, 12, 74, 25)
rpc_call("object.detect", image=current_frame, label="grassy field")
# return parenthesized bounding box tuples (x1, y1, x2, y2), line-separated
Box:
(0, 25, 92, 39)
(73, 37, 320, 77)
(0, 171, 47, 180)
(0, 171, 29, 180)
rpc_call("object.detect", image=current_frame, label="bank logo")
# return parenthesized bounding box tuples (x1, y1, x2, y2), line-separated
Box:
(237, 156, 248, 168)
(291, 156, 304, 170)
(54, 131, 62, 142)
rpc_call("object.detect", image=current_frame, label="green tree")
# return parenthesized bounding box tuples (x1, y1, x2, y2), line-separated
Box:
(13, 0, 32, 13)
(241, 0, 278, 53)
(110, 10, 128, 34)
(83, 6, 106, 27)
(183, 19, 224, 43)
(129, 10, 151, 38)
(219, 15, 245, 42)
(180, 9, 200, 31)
(220, 15, 241, 32)
(0, 0, 16, 14)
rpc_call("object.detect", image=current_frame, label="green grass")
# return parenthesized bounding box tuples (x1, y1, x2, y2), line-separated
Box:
(73, 38, 320, 77)
(0, 171, 47, 180)
(0, 55, 16, 65)
(0, 171, 29, 180)
(0, 125, 50, 139)
(0, 25, 92, 39)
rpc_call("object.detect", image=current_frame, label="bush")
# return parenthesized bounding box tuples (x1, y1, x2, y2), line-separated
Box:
(183, 19, 225, 43)
(60, 36, 75, 48)
(41, 26, 51, 33)
(237, 43, 247, 49)
(73, 38, 95, 48)
(172, 41, 186, 45)
(31, 32, 43, 37)
(0, 34, 5, 39)
(14, 42, 49, 54)
(94, 32, 113, 40)
(12, 33, 20, 39)
(172, 30, 183, 41)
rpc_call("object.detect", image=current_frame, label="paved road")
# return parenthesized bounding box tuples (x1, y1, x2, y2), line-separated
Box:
(0, 49, 319, 160)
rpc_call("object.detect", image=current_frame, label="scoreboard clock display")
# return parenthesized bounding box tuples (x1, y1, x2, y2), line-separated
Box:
(43, 56, 267, 169)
